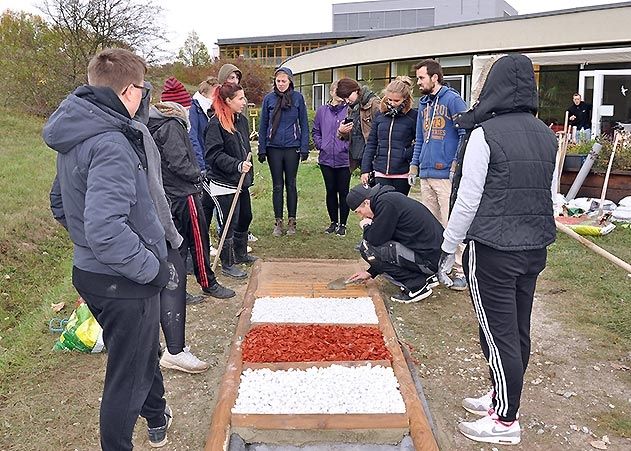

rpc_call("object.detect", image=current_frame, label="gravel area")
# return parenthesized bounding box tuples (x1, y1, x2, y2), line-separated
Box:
(250, 296, 378, 324)
(232, 364, 406, 414)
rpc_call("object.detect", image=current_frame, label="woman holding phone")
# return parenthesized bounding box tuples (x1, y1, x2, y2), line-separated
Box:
(312, 81, 350, 236)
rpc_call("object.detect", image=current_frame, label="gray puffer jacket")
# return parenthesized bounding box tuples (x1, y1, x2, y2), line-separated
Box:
(45, 85, 167, 292)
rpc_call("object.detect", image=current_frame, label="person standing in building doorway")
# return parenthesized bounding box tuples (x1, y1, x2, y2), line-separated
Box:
(258, 67, 309, 237)
(567, 93, 592, 143)
(409, 59, 468, 291)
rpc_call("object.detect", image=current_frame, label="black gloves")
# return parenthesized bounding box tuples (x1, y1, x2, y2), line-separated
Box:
(300, 153, 308, 162)
(258, 154, 266, 163)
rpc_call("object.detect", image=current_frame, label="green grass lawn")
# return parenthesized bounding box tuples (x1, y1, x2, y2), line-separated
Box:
(0, 106, 630, 398)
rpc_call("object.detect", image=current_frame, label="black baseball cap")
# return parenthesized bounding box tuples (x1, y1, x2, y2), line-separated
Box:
(346, 184, 379, 210)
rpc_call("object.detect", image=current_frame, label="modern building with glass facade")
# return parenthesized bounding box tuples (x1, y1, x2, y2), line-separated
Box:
(217, 0, 515, 67)
(282, 2, 631, 137)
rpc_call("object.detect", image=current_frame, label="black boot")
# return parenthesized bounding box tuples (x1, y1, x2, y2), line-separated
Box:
(234, 231, 258, 264)
(202, 281, 235, 299)
(220, 238, 247, 279)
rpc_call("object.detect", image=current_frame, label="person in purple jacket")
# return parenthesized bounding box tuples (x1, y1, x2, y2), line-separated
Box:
(312, 81, 350, 236)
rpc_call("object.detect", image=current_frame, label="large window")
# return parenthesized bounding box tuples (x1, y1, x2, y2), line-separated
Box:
(333, 66, 356, 80)
(538, 68, 579, 126)
(358, 63, 389, 81)
(315, 69, 332, 84)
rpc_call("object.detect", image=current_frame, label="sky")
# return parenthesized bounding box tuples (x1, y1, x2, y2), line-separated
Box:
(0, 0, 625, 58)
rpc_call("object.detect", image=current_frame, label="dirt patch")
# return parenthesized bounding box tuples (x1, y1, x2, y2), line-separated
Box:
(387, 275, 631, 450)
(2, 261, 631, 450)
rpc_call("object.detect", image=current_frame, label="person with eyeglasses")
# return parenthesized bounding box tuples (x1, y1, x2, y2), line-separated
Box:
(46, 48, 175, 450)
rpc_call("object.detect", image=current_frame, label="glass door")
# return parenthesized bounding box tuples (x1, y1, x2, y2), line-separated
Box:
(579, 70, 631, 136)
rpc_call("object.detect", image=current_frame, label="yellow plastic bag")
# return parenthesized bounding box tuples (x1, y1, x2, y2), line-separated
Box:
(53, 298, 104, 353)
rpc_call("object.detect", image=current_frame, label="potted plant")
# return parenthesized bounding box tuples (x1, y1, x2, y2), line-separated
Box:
(561, 135, 631, 202)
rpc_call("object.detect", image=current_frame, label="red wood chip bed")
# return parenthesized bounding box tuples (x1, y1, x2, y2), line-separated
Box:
(242, 324, 392, 363)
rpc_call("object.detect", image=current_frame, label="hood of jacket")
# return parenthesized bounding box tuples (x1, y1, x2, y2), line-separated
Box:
(455, 54, 538, 130)
(218, 63, 241, 84)
(148, 101, 190, 130)
(358, 86, 377, 110)
(43, 85, 133, 155)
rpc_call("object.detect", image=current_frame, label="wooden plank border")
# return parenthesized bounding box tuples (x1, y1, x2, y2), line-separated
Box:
(204, 261, 262, 451)
(231, 413, 409, 430)
(367, 282, 439, 451)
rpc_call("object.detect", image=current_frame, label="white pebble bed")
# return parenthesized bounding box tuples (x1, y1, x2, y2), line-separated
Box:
(250, 296, 378, 324)
(231, 364, 406, 414)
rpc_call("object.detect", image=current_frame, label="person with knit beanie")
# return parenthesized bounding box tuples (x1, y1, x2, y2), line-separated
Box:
(161, 77, 192, 108)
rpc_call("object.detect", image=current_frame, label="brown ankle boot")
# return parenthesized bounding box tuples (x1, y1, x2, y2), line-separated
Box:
(272, 218, 283, 237)
(286, 217, 296, 235)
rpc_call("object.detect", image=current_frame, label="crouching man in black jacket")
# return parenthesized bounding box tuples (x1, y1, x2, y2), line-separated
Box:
(345, 183, 443, 303)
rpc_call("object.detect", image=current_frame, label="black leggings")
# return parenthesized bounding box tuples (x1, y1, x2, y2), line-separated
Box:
(374, 177, 411, 196)
(267, 147, 300, 218)
(161, 246, 186, 355)
(320, 164, 351, 225)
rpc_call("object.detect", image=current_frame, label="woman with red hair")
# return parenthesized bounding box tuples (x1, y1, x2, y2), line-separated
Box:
(204, 83, 256, 279)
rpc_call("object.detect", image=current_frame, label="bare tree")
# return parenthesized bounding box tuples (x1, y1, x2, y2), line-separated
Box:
(38, 0, 165, 83)
(177, 31, 212, 67)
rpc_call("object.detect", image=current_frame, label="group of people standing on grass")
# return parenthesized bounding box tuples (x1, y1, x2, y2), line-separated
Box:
(45, 44, 557, 449)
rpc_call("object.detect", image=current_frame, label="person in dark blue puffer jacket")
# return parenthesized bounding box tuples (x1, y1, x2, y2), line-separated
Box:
(257, 67, 309, 236)
(361, 76, 417, 195)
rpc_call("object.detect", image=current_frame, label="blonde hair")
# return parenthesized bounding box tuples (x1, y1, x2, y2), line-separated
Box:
(198, 76, 219, 95)
(380, 75, 414, 113)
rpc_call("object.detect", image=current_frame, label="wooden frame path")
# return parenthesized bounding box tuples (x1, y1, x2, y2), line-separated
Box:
(204, 259, 438, 450)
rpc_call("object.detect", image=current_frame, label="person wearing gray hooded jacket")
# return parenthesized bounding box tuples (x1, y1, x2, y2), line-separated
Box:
(132, 88, 216, 374)
(147, 100, 243, 285)
(46, 48, 173, 450)
(438, 54, 557, 445)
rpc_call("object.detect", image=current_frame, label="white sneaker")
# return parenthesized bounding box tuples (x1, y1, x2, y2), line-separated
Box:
(247, 232, 258, 242)
(463, 388, 494, 415)
(247, 245, 252, 253)
(210, 246, 218, 257)
(160, 347, 210, 374)
(458, 413, 521, 445)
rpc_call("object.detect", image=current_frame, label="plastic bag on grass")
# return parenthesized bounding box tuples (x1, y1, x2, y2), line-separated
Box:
(53, 298, 104, 353)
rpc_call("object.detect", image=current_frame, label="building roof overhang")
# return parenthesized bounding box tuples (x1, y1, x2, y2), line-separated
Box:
(281, 2, 631, 74)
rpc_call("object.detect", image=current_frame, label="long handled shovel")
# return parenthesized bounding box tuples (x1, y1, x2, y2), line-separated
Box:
(211, 152, 252, 272)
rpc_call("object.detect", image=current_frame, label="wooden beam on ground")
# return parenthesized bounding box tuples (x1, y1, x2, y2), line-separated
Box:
(367, 282, 439, 451)
(231, 413, 409, 430)
(204, 262, 262, 451)
(555, 220, 631, 275)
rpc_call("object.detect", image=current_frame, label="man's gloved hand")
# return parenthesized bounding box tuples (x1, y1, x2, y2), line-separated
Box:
(300, 153, 308, 162)
(437, 251, 455, 287)
(165, 262, 179, 291)
(258, 154, 266, 163)
(407, 164, 419, 186)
